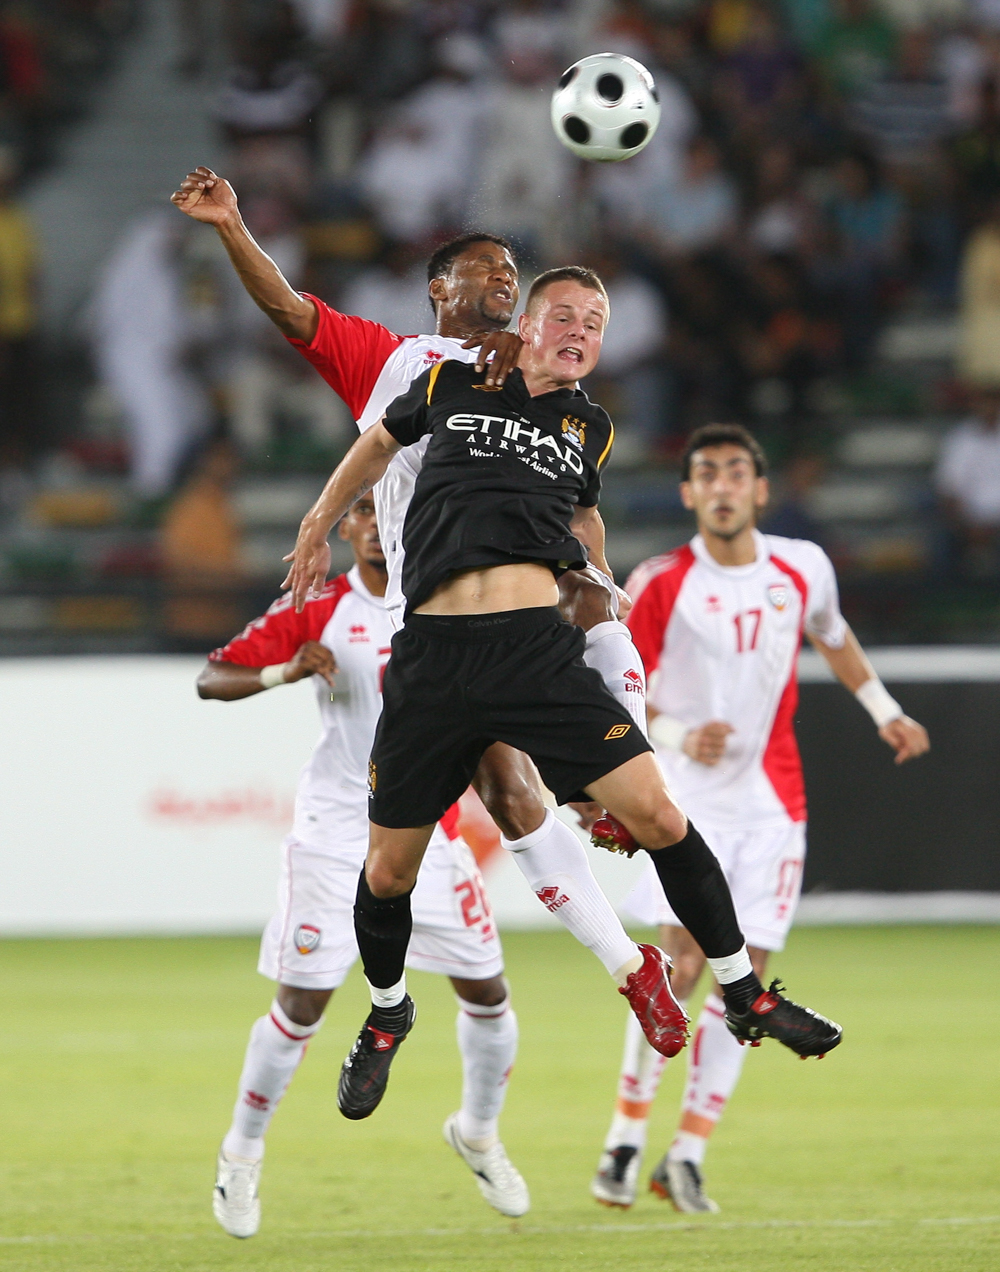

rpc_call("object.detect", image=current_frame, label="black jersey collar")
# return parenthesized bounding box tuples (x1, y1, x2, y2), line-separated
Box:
(504, 367, 583, 404)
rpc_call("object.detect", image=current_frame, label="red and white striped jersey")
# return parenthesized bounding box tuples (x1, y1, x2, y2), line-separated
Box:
(626, 531, 846, 830)
(287, 296, 483, 617)
(211, 566, 460, 852)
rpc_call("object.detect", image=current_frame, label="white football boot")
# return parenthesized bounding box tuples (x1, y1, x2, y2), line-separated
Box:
(590, 1144, 642, 1208)
(649, 1155, 720, 1213)
(213, 1148, 262, 1237)
(443, 1113, 530, 1217)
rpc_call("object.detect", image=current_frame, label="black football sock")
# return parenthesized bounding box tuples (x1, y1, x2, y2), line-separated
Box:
(646, 821, 746, 960)
(354, 868, 413, 1024)
(718, 971, 765, 1015)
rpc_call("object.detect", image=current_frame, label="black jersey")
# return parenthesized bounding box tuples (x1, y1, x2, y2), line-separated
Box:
(382, 360, 615, 615)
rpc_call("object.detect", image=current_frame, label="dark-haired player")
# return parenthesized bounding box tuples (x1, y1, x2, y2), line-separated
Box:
(591, 424, 929, 1213)
(283, 268, 843, 1122)
(171, 168, 677, 1055)
(200, 498, 527, 1235)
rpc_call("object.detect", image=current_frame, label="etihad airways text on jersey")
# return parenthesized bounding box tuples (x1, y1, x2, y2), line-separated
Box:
(445, 413, 585, 474)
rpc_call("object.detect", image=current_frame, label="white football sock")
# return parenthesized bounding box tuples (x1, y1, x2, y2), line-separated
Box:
(706, 946, 754, 986)
(603, 1004, 682, 1151)
(502, 809, 640, 978)
(667, 1129, 708, 1167)
(222, 999, 322, 1161)
(583, 620, 649, 735)
(455, 991, 519, 1151)
(668, 995, 748, 1164)
(367, 974, 406, 1009)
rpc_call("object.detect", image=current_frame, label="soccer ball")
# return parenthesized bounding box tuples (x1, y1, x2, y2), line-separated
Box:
(551, 52, 660, 163)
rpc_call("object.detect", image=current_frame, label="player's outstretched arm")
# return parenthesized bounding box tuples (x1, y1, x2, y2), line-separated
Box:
(170, 166, 317, 342)
(809, 627, 930, 764)
(282, 422, 401, 611)
(197, 641, 338, 700)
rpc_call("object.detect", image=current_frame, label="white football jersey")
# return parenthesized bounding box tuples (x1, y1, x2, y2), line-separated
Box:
(210, 566, 464, 859)
(287, 299, 482, 615)
(626, 530, 846, 830)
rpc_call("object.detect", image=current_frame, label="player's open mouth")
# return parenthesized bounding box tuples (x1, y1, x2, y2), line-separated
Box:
(491, 287, 512, 303)
(558, 346, 583, 363)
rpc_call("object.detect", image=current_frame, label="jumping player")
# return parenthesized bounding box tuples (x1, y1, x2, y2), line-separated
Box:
(282, 267, 843, 1123)
(171, 168, 677, 1054)
(198, 496, 529, 1237)
(590, 424, 929, 1213)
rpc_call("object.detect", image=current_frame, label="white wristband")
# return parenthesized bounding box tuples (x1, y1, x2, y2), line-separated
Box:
(649, 713, 689, 750)
(259, 663, 289, 690)
(855, 677, 902, 728)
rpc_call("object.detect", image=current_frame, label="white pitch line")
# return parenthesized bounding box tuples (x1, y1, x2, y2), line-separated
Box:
(4, 1216, 997, 1244)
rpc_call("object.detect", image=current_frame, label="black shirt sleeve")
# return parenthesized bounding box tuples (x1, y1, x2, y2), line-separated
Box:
(578, 414, 614, 507)
(381, 365, 437, 447)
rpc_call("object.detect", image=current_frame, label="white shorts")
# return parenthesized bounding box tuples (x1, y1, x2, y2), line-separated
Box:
(622, 821, 807, 952)
(258, 826, 504, 989)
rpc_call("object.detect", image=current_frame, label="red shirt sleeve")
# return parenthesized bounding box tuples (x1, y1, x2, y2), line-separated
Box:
(209, 575, 352, 667)
(624, 546, 695, 679)
(285, 294, 405, 420)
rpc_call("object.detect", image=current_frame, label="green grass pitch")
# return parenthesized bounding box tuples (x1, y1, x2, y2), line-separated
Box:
(1, 926, 998, 1272)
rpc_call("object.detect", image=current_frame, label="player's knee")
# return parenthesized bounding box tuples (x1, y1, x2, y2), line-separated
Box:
(557, 570, 615, 631)
(638, 801, 688, 850)
(452, 975, 508, 1008)
(480, 784, 546, 841)
(365, 858, 417, 899)
(277, 985, 331, 1027)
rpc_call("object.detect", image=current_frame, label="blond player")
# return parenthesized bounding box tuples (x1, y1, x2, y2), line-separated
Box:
(199, 497, 528, 1236)
(591, 423, 929, 1212)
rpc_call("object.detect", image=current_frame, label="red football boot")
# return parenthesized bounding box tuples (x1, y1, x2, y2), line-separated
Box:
(619, 943, 689, 1058)
(591, 812, 640, 857)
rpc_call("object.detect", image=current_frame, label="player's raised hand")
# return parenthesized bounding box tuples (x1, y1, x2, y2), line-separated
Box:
(682, 720, 734, 766)
(170, 167, 238, 224)
(284, 640, 338, 688)
(879, 715, 930, 765)
(281, 526, 331, 613)
(465, 330, 524, 387)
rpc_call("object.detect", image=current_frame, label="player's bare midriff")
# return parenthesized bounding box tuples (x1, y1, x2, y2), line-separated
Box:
(414, 561, 560, 615)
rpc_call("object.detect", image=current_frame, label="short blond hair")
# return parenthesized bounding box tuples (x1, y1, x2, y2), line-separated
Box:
(526, 265, 609, 315)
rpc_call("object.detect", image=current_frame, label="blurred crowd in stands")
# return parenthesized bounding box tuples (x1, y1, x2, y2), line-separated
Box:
(4, 0, 1000, 647)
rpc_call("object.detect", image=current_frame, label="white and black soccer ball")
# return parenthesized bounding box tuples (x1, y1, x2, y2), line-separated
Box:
(551, 52, 660, 163)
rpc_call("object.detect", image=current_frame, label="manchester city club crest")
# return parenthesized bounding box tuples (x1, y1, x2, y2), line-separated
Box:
(294, 924, 321, 955)
(561, 415, 586, 449)
(767, 583, 790, 611)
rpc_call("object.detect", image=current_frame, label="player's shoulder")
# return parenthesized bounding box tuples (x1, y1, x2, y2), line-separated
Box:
(763, 534, 833, 578)
(391, 334, 477, 374)
(626, 543, 697, 601)
(422, 356, 489, 401)
(237, 575, 352, 643)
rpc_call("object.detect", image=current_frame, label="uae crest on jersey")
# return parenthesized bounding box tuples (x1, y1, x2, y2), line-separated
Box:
(767, 583, 790, 611)
(294, 924, 321, 955)
(561, 415, 586, 449)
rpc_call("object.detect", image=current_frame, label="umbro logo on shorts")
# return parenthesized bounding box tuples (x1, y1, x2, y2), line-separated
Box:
(605, 724, 631, 740)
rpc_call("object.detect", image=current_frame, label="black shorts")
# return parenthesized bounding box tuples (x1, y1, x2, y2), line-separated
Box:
(368, 606, 652, 828)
